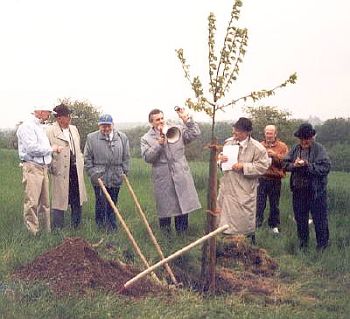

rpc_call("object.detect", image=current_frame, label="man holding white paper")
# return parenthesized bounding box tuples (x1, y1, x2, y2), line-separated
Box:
(217, 117, 269, 240)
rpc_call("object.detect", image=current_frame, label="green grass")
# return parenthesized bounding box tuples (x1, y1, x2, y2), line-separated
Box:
(0, 149, 349, 318)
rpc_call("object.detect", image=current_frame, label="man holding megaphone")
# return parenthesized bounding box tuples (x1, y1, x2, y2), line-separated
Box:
(141, 107, 201, 233)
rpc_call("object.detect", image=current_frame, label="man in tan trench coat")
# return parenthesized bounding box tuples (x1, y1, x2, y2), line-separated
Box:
(217, 117, 269, 241)
(46, 103, 87, 228)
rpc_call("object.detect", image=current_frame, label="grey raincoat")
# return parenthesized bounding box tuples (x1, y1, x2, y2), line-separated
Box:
(141, 120, 201, 218)
(84, 130, 130, 188)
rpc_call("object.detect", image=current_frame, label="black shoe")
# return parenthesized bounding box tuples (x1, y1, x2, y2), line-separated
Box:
(299, 241, 308, 250)
(248, 234, 256, 245)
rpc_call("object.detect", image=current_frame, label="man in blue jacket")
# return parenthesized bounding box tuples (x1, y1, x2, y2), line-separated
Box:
(284, 123, 331, 251)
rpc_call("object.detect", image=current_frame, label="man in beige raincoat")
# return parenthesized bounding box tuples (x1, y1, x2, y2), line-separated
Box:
(217, 117, 269, 240)
(46, 103, 87, 229)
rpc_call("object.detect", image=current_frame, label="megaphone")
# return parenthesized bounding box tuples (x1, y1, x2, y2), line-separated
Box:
(162, 125, 181, 144)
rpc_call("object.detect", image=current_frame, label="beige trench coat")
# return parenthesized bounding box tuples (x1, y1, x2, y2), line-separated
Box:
(218, 137, 269, 235)
(46, 122, 87, 210)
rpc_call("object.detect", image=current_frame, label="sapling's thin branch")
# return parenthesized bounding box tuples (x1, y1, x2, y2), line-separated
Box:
(176, 49, 192, 84)
(218, 73, 297, 109)
(208, 13, 217, 95)
(213, 14, 235, 101)
(222, 29, 248, 95)
(214, 0, 242, 101)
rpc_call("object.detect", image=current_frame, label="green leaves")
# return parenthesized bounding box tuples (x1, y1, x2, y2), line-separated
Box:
(175, 0, 297, 121)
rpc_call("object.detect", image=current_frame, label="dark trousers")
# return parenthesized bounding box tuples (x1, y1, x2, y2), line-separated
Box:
(292, 188, 329, 249)
(159, 214, 189, 233)
(93, 186, 119, 230)
(52, 205, 82, 229)
(52, 162, 81, 229)
(256, 178, 281, 228)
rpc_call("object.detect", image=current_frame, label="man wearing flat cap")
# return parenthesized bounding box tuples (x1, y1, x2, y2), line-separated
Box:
(217, 117, 270, 241)
(283, 123, 331, 251)
(16, 106, 62, 235)
(46, 103, 87, 229)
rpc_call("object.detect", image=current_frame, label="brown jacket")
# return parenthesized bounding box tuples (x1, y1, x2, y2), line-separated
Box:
(260, 139, 288, 179)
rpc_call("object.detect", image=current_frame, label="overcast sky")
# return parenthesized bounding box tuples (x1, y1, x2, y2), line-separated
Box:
(0, 0, 349, 129)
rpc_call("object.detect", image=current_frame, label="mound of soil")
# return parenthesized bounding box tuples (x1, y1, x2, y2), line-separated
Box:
(215, 268, 277, 295)
(13, 236, 281, 298)
(216, 235, 278, 276)
(13, 237, 167, 298)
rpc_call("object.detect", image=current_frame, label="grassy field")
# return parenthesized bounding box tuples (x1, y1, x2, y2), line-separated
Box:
(0, 148, 349, 319)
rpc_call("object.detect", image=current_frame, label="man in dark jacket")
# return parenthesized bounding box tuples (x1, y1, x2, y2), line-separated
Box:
(284, 123, 331, 251)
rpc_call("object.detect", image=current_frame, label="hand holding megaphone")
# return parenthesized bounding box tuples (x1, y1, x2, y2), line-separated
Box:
(158, 123, 180, 144)
(157, 124, 167, 145)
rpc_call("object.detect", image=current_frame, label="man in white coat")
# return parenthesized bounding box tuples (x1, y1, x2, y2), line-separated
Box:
(17, 107, 62, 235)
(217, 117, 269, 242)
(141, 107, 201, 233)
(46, 104, 87, 229)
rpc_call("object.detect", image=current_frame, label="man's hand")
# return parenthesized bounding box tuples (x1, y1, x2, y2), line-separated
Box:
(217, 153, 228, 163)
(52, 145, 64, 153)
(91, 171, 104, 184)
(232, 162, 244, 172)
(294, 157, 308, 167)
(176, 107, 190, 123)
(267, 149, 276, 157)
(157, 136, 166, 145)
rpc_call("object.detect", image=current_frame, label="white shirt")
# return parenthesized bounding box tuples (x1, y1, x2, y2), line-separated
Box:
(17, 114, 53, 165)
(62, 128, 74, 154)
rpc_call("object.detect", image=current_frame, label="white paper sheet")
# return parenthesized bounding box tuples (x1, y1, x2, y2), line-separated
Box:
(221, 144, 239, 171)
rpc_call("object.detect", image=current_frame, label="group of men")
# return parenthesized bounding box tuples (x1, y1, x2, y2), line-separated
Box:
(217, 118, 330, 251)
(17, 104, 330, 251)
(16, 104, 199, 235)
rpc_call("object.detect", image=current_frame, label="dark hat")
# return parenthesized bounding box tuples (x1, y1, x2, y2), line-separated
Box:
(98, 114, 113, 125)
(53, 103, 72, 117)
(294, 123, 316, 139)
(232, 117, 253, 132)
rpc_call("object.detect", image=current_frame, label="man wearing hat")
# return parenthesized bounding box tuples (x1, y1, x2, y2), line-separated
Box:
(16, 107, 62, 235)
(217, 117, 270, 241)
(84, 114, 130, 231)
(46, 103, 87, 229)
(284, 123, 331, 251)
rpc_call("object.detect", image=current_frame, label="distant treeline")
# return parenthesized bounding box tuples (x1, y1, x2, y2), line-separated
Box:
(123, 118, 350, 172)
(1, 118, 349, 172)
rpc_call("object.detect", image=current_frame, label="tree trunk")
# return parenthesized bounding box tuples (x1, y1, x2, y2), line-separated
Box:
(200, 138, 218, 292)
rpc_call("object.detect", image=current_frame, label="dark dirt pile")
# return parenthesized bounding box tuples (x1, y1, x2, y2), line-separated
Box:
(13, 236, 281, 298)
(166, 236, 280, 296)
(216, 235, 278, 276)
(13, 237, 168, 298)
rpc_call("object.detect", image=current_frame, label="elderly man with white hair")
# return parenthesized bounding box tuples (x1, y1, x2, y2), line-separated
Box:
(17, 106, 62, 235)
(256, 124, 288, 234)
